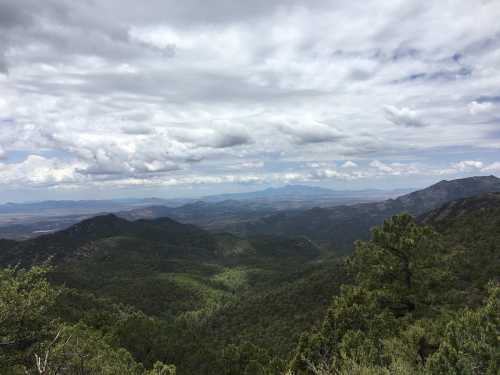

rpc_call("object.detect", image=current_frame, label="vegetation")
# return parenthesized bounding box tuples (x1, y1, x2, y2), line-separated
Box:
(0, 266, 174, 374)
(1, 190, 500, 374)
(289, 213, 499, 374)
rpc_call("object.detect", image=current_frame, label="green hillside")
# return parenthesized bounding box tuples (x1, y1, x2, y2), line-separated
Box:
(1, 189, 500, 374)
(289, 194, 500, 374)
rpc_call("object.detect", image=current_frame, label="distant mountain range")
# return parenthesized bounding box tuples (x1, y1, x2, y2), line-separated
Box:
(225, 175, 500, 252)
(1, 175, 499, 260)
(0, 185, 409, 239)
(201, 184, 410, 202)
(1, 177, 498, 245)
(0, 197, 192, 216)
(0, 176, 499, 374)
(0, 185, 409, 215)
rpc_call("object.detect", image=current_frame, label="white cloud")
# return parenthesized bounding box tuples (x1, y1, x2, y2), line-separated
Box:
(370, 160, 394, 173)
(452, 160, 484, 172)
(468, 101, 495, 115)
(1, 0, 500, 197)
(276, 120, 343, 144)
(383, 105, 427, 128)
(226, 161, 264, 170)
(341, 160, 357, 168)
(0, 155, 83, 187)
(481, 161, 500, 173)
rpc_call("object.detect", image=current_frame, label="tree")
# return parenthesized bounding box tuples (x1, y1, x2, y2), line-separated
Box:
(29, 323, 144, 375)
(144, 361, 176, 375)
(0, 266, 61, 373)
(351, 214, 451, 316)
(289, 214, 454, 374)
(426, 284, 500, 375)
(1, 265, 176, 375)
(244, 360, 266, 375)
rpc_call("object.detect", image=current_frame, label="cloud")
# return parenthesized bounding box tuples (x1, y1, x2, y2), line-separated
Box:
(0, 155, 82, 187)
(452, 160, 484, 172)
(211, 131, 253, 148)
(468, 101, 495, 115)
(383, 105, 427, 128)
(171, 126, 253, 149)
(481, 161, 500, 173)
(368, 160, 423, 176)
(341, 160, 357, 168)
(121, 124, 154, 135)
(370, 160, 394, 173)
(277, 120, 344, 144)
(1, 0, 500, 197)
(226, 161, 264, 170)
(0, 53, 7, 74)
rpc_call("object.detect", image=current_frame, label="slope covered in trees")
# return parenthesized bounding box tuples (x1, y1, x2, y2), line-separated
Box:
(1, 186, 500, 374)
(227, 176, 500, 253)
(289, 194, 500, 374)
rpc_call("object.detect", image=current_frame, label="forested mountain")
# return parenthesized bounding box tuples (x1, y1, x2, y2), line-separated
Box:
(0, 214, 218, 267)
(229, 175, 500, 252)
(116, 201, 278, 231)
(1, 177, 500, 374)
(289, 191, 500, 374)
(0, 186, 397, 240)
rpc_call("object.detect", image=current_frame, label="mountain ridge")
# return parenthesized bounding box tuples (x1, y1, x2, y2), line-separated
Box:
(0, 214, 219, 267)
(227, 175, 500, 252)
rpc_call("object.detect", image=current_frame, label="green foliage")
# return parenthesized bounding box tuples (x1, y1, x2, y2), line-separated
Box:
(3, 195, 500, 375)
(219, 341, 274, 375)
(352, 214, 453, 316)
(0, 266, 61, 371)
(426, 284, 500, 375)
(0, 266, 176, 374)
(289, 213, 500, 374)
(31, 323, 145, 375)
(144, 361, 176, 375)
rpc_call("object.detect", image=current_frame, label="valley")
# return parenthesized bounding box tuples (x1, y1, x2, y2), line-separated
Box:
(1, 176, 499, 374)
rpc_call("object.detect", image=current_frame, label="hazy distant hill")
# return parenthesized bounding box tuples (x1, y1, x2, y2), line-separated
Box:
(202, 184, 410, 202)
(0, 198, 180, 215)
(0, 185, 407, 239)
(114, 186, 411, 231)
(229, 175, 500, 252)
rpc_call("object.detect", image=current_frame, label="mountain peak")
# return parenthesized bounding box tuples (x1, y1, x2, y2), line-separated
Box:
(396, 175, 500, 215)
(432, 175, 499, 187)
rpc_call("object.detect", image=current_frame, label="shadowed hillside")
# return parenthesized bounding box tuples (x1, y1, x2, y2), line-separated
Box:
(228, 175, 500, 253)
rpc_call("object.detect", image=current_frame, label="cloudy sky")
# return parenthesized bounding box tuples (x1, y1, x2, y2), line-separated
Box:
(1, 0, 500, 201)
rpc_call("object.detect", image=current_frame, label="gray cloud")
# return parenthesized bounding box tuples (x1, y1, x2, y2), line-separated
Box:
(211, 132, 253, 148)
(0, 55, 7, 74)
(277, 121, 344, 144)
(383, 105, 427, 128)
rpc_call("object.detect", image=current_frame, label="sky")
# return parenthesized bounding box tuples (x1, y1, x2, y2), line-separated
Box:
(0, 0, 500, 201)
